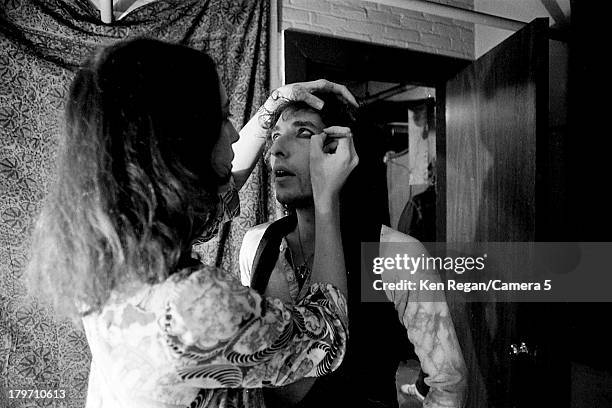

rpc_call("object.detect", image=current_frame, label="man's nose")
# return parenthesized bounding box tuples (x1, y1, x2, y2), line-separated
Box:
(270, 136, 289, 158)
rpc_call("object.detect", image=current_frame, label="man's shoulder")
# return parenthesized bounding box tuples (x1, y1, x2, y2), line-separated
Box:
(380, 224, 421, 244)
(246, 221, 274, 234)
(379, 225, 428, 257)
(240, 222, 277, 285)
(241, 221, 275, 254)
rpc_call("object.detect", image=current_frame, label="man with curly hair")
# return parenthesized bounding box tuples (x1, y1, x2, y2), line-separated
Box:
(240, 90, 466, 408)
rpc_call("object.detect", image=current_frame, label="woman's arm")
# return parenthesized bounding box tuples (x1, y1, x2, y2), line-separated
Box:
(308, 130, 358, 300)
(162, 266, 348, 388)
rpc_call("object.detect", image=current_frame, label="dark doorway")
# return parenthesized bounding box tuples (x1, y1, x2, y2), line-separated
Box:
(284, 25, 574, 408)
(284, 29, 471, 408)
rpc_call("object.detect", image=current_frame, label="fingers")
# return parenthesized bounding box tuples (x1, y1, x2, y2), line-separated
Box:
(301, 92, 324, 110)
(310, 132, 325, 154)
(349, 135, 359, 166)
(274, 80, 358, 110)
(306, 79, 359, 107)
(334, 135, 351, 157)
(334, 133, 359, 168)
(312, 131, 342, 156)
(336, 84, 359, 107)
(289, 86, 324, 110)
(323, 126, 352, 138)
(303, 94, 323, 110)
(322, 139, 339, 154)
(322, 126, 351, 154)
(310, 130, 358, 200)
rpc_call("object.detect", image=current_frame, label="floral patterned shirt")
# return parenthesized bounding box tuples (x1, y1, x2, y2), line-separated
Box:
(82, 265, 348, 408)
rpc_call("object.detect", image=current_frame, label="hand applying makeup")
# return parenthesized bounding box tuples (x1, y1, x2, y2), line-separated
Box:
(310, 128, 358, 212)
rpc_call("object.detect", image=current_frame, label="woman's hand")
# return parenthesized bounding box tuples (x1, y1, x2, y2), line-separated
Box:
(310, 127, 358, 211)
(265, 79, 358, 112)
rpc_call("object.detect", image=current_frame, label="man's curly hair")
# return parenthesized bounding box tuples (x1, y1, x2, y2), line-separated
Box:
(263, 91, 357, 135)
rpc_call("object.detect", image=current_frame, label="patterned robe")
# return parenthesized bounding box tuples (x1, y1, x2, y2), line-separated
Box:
(82, 266, 348, 408)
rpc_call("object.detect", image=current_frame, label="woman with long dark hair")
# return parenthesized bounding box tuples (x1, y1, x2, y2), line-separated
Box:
(26, 38, 358, 408)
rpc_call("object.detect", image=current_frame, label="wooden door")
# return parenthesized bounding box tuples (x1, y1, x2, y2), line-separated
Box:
(442, 18, 563, 407)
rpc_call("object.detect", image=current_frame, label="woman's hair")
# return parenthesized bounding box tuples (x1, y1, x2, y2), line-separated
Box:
(26, 38, 226, 318)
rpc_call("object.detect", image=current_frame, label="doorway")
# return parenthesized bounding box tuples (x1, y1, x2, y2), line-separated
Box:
(284, 29, 470, 408)
(284, 23, 572, 408)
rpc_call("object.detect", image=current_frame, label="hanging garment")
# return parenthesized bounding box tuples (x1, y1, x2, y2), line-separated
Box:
(397, 184, 436, 242)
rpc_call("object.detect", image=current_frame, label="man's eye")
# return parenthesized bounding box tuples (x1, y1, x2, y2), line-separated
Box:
(271, 133, 280, 142)
(297, 128, 314, 138)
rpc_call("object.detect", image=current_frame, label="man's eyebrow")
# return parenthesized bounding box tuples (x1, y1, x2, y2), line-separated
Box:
(292, 120, 318, 128)
(271, 124, 280, 133)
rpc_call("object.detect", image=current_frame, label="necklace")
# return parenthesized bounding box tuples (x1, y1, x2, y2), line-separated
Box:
(289, 226, 313, 282)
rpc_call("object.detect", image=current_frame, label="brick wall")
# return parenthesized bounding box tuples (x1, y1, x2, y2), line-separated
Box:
(282, 0, 475, 59)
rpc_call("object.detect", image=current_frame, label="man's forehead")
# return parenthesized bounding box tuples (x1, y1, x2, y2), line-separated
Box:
(273, 107, 324, 129)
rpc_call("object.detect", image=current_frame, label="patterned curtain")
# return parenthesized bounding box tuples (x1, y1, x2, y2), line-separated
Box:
(0, 0, 271, 406)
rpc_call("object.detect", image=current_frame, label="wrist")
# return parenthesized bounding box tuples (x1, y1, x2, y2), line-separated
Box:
(314, 193, 340, 215)
(243, 104, 273, 141)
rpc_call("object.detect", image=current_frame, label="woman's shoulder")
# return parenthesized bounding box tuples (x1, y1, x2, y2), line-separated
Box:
(87, 265, 229, 322)
(84, 263, 253, 348)
(162, 264, 256, 318)
(165, 264, 242, 293)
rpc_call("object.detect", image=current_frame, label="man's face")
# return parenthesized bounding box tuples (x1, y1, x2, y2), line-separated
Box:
(269, 107, 325, 208)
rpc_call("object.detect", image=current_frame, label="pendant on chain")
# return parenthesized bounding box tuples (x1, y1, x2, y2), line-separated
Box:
(296, 263, 310, 281)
